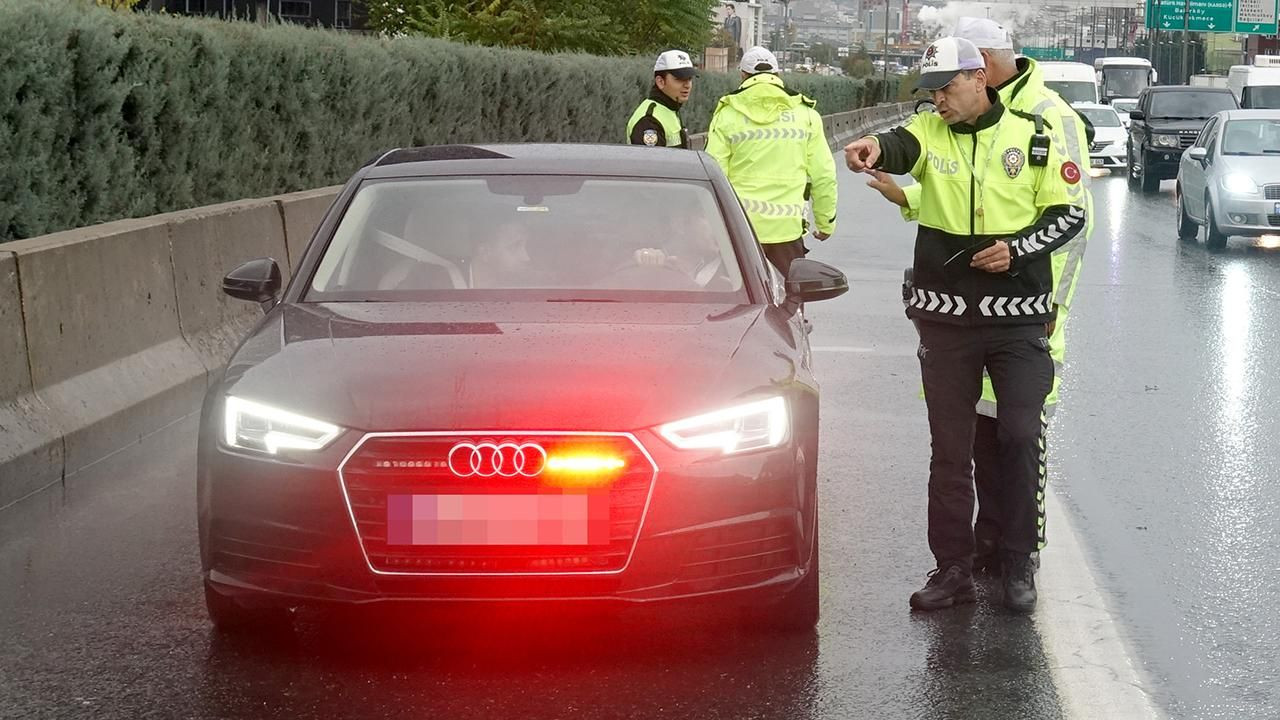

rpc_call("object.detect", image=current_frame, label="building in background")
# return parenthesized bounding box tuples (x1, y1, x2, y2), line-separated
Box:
(712, 2, 766, 62)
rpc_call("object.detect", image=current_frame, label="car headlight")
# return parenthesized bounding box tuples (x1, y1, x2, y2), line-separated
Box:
(1221, 173, 1259, 195)
(1151, 134, 1180, 148)
(223, 396, 341, 454)
(658, 397, 789, 455)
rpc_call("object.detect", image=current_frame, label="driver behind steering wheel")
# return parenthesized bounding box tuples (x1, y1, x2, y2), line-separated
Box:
(630, 212, 728, 289)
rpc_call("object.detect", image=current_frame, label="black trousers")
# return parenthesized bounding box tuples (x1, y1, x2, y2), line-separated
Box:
(761, 238, 807, 277)
(916, 320, 1054, 570)
(974, 414, 1049, 554)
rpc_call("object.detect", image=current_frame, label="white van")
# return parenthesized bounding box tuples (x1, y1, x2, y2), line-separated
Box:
(1039, 61, 1100, 105)
(1227, 59, 1280, 109)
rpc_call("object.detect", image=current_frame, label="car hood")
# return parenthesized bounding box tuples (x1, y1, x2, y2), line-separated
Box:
(221, 302, 770, 433)
(1145, 118, 1212, 133)
(1093, 126, 1127, 145)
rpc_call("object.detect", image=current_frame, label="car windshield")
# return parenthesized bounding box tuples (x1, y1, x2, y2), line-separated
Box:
(306, 176, 749, 303)
(1077, 107, 1122, 128)
(1220, 119, 1280, 155)
(1112, 99, 1138, 113)
(1242, 86, 1280, 109)
(1045, 80, 1097, 105)
(1101, 68, 1151, 99)
(1150, 92, 1237, 118)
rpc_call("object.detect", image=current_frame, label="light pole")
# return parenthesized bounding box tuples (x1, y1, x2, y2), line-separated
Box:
(1180, 0, 1189, 83)
(882, 0, 891, 102)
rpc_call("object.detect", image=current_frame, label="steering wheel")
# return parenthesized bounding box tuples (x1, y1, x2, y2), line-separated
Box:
(595, 261, 703, 292)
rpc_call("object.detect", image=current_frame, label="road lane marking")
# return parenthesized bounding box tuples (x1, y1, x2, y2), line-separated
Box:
(1040, 489, 1166, 719)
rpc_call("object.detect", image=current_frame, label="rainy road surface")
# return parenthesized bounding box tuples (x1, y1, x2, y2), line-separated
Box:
(2, 158, 1277, 720)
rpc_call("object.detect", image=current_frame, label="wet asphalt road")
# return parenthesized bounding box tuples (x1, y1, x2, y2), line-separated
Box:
(0, 158, 1276, 719)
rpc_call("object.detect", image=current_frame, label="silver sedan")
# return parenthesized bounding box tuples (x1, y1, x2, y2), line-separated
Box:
(1177, 109, 1280, 249)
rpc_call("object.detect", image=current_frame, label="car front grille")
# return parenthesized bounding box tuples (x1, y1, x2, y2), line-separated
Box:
(1091, 141, 1109, 153)
(1179, 133, 1197, 149)
(1269, 214, 1280, 227)
(1265, 185, 1280, 200)
(339, 433, 655, 575)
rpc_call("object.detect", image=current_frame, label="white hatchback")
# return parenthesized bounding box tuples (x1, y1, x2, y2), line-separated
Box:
(1074, 103, 1128, 170)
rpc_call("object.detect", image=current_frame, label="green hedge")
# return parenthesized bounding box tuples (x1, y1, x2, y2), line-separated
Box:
(0, 0, 888, 241)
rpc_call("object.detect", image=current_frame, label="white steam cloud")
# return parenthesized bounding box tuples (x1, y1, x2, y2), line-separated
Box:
(914, 2, 1039, 41)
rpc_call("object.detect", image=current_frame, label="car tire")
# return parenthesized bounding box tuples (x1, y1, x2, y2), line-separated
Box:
(204, 583, 293, 633)
(1205, 199, 1228, 250)
(1177, 191, 1198, 241)
(1140, 153, 1160, 193)
(1127, 147, 1140, 191)
(758, 527, 820, 633)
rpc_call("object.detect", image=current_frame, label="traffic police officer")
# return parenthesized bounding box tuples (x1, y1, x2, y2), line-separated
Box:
(871, 18, 1094, 576)
(845, 37, 1088, 614)
(627, 50, 696, 149)
(704, 46, 837, 276)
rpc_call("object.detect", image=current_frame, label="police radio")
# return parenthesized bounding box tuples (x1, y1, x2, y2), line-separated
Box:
(1029, 115, 1050, 167)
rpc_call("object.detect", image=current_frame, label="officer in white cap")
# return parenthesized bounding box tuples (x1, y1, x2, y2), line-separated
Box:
(867, 16, 1095, 583)
(626, 50, 697, 148)
(704, 46, 837, 276)
(846, 36, 1089, 615)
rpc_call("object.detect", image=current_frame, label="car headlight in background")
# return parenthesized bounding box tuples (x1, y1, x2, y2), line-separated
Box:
(1221, 173, 1260, 195)
(1151, 134, 1181, 148)
(658, 397, 789, 455)
(223, 396, 341, 454)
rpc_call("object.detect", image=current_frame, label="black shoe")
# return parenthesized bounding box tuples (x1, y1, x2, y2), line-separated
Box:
(973, 537, 1001, 577)
(1002, 553, 1037, 614)
(909, 565, 976, 611)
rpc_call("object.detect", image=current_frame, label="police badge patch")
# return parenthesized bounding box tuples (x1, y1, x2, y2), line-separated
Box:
(1002, 147, 1026, 179)
(642, 129, 659, 146)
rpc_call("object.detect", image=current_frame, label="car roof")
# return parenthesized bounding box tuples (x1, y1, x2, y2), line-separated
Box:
(1145, 85, 1234, 92)
(1218, 109, 1280, 121)
(1073, 102, 1118, 112)
(361, 143, 714, 181)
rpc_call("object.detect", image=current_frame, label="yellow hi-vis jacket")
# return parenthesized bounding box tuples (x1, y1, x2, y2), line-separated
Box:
(704, 73, 837, 244)
(899, 58, 1092, 413)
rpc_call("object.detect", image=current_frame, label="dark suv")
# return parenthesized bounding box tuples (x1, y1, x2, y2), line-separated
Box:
(1127, 86, 1239, 193)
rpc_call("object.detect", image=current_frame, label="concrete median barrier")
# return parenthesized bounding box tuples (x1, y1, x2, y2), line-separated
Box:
(4, 219, 207, 484)
(167, 199, 289, 377)
(0, 252, 65, 509)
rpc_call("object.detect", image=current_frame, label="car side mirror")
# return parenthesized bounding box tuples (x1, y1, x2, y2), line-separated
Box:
(785, 258, 849, 306)
(1186, 146, 1208, 163)
(222, 258, 282, 313)
(1128, 109, 1145, 121)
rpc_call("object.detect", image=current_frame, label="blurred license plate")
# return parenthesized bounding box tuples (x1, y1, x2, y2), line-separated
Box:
(1091, 157, 1104, 167)
(385, 494, 610, 546)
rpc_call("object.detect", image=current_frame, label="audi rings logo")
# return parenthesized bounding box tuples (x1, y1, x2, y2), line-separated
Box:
(447, 442, 547, 478)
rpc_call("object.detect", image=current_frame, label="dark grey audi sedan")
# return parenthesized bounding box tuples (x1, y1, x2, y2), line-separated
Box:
(197, 144, 847, 633)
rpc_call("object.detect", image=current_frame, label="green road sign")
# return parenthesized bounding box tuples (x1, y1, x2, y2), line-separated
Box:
(1236, 0, 1279, 34)
(1020, 46, 1065, 60)
(1146, 0, 1278, 34)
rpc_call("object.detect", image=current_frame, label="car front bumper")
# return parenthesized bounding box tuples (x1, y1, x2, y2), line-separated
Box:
(1089, 149, 1127, 169)
(198, 428, 815, 610)
(1143, 147, 1184, 179)
(1214, 193, 1280, 236)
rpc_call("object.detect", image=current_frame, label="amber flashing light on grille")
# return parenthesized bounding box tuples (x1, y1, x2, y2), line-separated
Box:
(542, 452, 627, 488)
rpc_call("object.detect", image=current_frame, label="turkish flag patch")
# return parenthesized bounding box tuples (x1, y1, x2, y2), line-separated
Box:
(1060, 161, 1081, 184)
